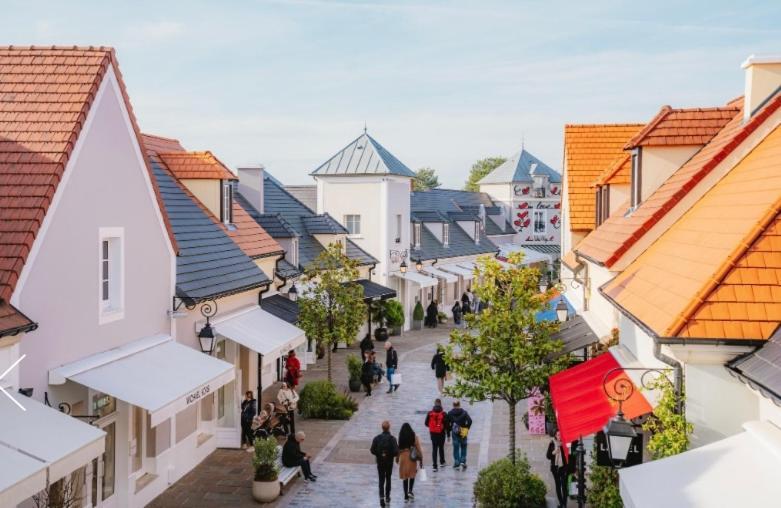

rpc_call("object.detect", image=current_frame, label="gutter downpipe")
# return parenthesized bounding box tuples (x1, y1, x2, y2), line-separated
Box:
(653, 339, 684, 413)
(571, 253, 590, 311)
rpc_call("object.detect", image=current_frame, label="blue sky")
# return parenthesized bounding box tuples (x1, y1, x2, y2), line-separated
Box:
(4, 1, 781, 187)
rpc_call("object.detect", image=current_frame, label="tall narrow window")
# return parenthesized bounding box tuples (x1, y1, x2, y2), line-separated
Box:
(221, 181, 233, 224)
(595, 190, 602, 227)
(414, 223, 422, 249)
(602, 186, 610, 223)
(630, 149, 642, 209)
(395, 214, 402, 243)
(344, 214, 361, 235)
(443, 223, 450, 246)
(474, 221, 480, 242)
(101, 240, 110, 304)
(534, 210, 546, 233)
(99, 228, 124, 323)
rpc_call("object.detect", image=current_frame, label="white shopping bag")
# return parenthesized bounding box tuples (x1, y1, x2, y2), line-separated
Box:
(391, 372, 403, 385)
(418, 466, 427, 482)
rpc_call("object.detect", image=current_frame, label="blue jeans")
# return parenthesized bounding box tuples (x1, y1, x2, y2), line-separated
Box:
(386, 367, 395, 391)
(453, 435, 467, 465)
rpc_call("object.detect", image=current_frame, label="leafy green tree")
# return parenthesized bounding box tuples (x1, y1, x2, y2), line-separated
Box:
(643, 377, 693, 459)
(444, 253, 567, 463)
(587, 447, 623, 508)
(413, 167, 441, 191)
(297, 243, 367, 382)
(464, 157, 506, 192)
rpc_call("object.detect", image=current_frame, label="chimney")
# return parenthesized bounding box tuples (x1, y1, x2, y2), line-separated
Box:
(742, 55, 781, 122)
(238, 165, 265, 214)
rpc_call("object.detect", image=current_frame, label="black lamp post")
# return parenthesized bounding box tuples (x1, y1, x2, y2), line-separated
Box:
(288, 284, 298, 302)
(197, 300, 218, 355)
(603, 409, 637, 466)
(575, 436, 587, 508)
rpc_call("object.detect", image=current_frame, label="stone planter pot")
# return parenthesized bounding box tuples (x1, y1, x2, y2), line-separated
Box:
(390, 326, 402, 336)
(252, 480, 280, 503)
(349, 378, 362, 392)
(374, 327, 389, 341)
(412, 320, 423, 330)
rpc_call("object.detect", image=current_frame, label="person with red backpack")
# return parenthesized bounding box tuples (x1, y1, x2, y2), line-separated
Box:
(424, 398, 449, 471)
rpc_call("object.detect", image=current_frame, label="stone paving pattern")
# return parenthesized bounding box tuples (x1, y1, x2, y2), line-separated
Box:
(151, 324, 560, 507)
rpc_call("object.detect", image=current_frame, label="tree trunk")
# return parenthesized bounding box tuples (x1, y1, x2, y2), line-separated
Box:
(508, 400, 517, 464)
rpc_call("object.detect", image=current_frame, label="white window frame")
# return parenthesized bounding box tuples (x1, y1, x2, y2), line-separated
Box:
(414, 223, 422, 249)
(533, 210, 546, 233)
(344, 214, 361, 236)
(395, 214, 402, 243)
(221, 181, 233, 225)
(630, 148, 642, 209)
(443, 223, 450, 246)
(98, 227, 125, 324)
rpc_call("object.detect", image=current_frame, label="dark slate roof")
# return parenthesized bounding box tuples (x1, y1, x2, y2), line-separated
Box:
(478, 148, 562, 184)
(461, 204, 503, 216)
(728, 328, 781, 403)
(448, 211, 480, 222)
(151, 163, 270, 302)
(548, 315, 600, 359)
(411, 221, 498, 261)
(354, 279, 397, 301)
(261, 294, 299, 324)
(302, 214, 348, 234)
(275, 259, 302, 280)
(311, 132, 416, 177)
(411, 188, 498, 213)
(237, 174, 377, 270)
(523, 244, 561, 256)
(412, 211, 449, 223)
(483, 217, 510, 236)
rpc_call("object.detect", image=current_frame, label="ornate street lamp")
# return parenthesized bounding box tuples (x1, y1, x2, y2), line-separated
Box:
(604, 409, 637, 465)
(288, 284, 298, 302)
(197, 300, 218, 355)
(538, 274, 549, 293)
(555, 298, 569, 323)
(399, 260, 408, 274)
(415, 259, 423, 272)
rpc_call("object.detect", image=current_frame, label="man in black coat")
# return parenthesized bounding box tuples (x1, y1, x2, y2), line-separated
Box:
(370, 420, 399, 507)
(431, 346, 449, 394)
(384, 341, 399, 393)
(282, 431, 317, 481)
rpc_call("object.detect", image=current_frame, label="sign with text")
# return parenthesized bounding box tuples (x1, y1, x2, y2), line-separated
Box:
(595, 430, 644, 468)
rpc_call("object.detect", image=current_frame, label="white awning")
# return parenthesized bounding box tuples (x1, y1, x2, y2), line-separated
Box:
(422, 267, 458, 283)
(215, 306, 306, 364)
(619, 420, 781, 508)
(0, 393, 105, 506)
(440, 263, 474, 280)
(392, 271, 438, 288)
(50, 335, 235, 427)
(458, 261, 476, 271)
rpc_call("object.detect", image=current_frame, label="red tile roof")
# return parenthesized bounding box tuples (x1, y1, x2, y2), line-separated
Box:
(577, 96, 781, 268)
(625, 105, 739, 149)
(158, 151, 237, 181)
(594, 155, 631, 187)
(0, 46, 176, 304)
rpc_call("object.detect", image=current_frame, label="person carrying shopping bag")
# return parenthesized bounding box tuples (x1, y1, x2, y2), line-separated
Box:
(396, 422, 423, 502)
(447, 400, 473, 470)
(384, 341, 399, 393)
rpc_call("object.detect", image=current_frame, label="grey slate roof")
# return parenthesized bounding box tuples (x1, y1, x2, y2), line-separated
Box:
(728, 328, 781, 403)
(483, 217, 510, 236)
(261, 294, 299, 324)
(354, 279, 397, 301)
(284, 185, 317, 211)
(275, 259, 301, 280)
(311, 132, 416, 177)
(411, 188, 497, 213)
(548, 315, 600, 359)
(411, 211, 449, 223)
(447, 211, 480, 222)
(411, 221, 498, 261)
(478, 149, 561, 185)
(302, 214, 349, 234)
(151, 163, 270, 303)
(237, 174, 377, 270)
(523, 244, 561, 256)
(461, 204, 502, 216)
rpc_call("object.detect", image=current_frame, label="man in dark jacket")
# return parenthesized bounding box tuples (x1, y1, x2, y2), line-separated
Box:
(447, 400, 473, 470)
(424, 398, 449, 471)
(360, 333, 374, 362)
(384, 341, 399, 393)
(431, 346, 449, 394)
(240, 391, 257, 449)
(282, 432, 316, 481)
(370, 420, 399, 507)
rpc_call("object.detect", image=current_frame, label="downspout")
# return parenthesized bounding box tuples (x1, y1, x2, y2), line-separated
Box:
(653, 339, 684, 414)
(257, 281, 272, 396)
(571, 254, 590, 311)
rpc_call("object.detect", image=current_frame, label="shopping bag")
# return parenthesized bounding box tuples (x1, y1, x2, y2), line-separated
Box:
(418, 466, 427, 482)
(391, 372, 403, 385)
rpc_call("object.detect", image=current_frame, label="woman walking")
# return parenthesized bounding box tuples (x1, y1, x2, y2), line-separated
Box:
(425, 300, 438, 328)
(361, 353, 377, 396)
(396, 422, 423, 501)
(277, 382, 299, 435)
(546, 431, 570, 508)
(451, 300, 462, 326)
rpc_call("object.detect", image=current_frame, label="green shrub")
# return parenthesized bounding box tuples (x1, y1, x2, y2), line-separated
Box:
(385, 300, 404, 328)
(588, 446, 623, 508)
(473, 455, 546, 508)
(252, 436, 279, 482)
(299, 380, 358, 419)
(413, 301, 424, 321)
(346, 354, 362, 381)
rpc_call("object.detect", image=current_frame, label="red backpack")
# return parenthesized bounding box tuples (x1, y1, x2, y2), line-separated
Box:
(428, 410, 445, 433)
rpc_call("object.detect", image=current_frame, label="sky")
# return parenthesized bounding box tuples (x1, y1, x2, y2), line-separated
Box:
(4, 1, 781, 187)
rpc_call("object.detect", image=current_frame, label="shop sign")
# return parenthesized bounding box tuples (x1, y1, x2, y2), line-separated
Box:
(595, 430, 644, 468)
(184, 384, 212, 406)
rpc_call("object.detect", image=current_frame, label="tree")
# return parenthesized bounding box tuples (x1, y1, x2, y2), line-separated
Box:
(464, 157, 506, 192)
(413, 167, 441, 191)
(297, 243, 367, 383)
(444, 253, 568, 463)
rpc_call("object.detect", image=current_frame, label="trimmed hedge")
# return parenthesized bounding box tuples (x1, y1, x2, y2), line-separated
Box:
(473, 455, 546, 508)
(299, 380, 358, 420)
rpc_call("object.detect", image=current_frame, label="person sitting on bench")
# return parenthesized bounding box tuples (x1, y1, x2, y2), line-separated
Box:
(282, 431, 317, 482)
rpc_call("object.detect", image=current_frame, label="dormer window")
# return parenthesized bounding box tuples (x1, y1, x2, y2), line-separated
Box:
(630, 148, 642, 209)
(443, 223, 450, 247)
(474, 221, 480, 244)
(414, 223, 422, 249)
(532, 174, 548, 198)
(290, 238, 299, 267)
(221, 181, 233, 224)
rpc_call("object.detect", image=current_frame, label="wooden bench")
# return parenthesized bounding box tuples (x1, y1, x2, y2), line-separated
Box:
(276, 446, 302, 492)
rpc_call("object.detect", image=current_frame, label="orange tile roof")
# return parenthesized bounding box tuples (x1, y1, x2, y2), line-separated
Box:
(563, 124, 643, 231)
(140, 133, 185, 154)
(625, 105, 739, 149)
(603, 124, 781, 340)
(0, 46, 175, 304)
(576, 96, 781, 268)
(594, 155, 631, 187)
(157, 151, 236, 181)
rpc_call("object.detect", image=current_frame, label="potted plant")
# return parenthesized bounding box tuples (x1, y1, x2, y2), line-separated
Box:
(437, 311, 448, 324)
(371, 300, 389, 341)
(346, 354, 363, 392)
(412, 301, 424, 330)
(251, 436, 280, 502)
(385, 300, 404, 336)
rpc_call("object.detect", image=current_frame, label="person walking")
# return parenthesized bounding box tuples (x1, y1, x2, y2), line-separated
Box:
(240, 391, 257, 450)
(447, 400, 473, 469)
(397, 422, 423, 502)
(285, 350, 302, 390)
(362, 353, 376, 396)
(451, 300, 462, 326)
(465, 288, 475, 313)
(370, 420, 399, 507)
(277, 382, 299, 435)
(430, 346, 449, 394)
(461, 292, 471, 315)
(384, 341, 399, 393)
(360, 333, 374, 362)
(546, 431, 569, 508)
(424, 398, 448, 471)
(282, 431, 317, 482)
(425, 300, 438, 328)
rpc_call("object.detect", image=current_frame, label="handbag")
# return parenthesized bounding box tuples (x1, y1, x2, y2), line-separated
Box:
(409, 446, 419, 461)
(391, 372, 403, 385)
(417, 466, 427, 482)
(459, 426, 470, 439)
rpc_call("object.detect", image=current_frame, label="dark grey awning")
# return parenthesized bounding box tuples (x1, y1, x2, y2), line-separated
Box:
(549, 315, 599, 358)
(260, 294, 299, 325)
(728, 327, 781, 403)
(354, 279, 397, 301)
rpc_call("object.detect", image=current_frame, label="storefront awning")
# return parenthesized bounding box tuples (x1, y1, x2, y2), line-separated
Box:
(50, 335, 235, 427)
(439, 263, 474, 280)
(619, 420, 781, 508)
(353, 279, 397, 301)
(392, 271, 438, 288)
(422, 267, 458, 283)
(215, 306, 306, 363)
(547, 314, 599, 358)
(549, 345, 655, 445)
(0, 393, 105, 506)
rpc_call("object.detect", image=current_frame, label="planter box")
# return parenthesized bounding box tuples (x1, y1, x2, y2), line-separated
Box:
(412, 320, 423, 330)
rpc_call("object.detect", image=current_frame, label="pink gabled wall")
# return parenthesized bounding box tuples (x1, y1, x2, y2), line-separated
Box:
(16, 67, 173, 400)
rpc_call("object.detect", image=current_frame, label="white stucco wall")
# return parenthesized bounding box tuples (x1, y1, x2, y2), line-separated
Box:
(0, 336, 22, 392)
(181, 179, 221, 219)
(639, 146, 700, 203)
(609, 184, 630, 215)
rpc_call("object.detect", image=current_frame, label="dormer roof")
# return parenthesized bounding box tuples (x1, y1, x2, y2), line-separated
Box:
(478, 149, 561, 185)
(311, 132, 415, 177)
(158, 151, 236, 180)
(624, 104, 740, 150)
